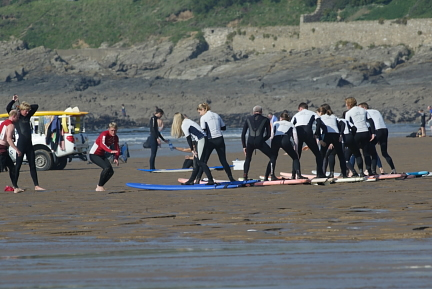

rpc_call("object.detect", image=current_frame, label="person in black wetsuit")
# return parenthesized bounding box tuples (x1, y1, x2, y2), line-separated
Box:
(241, 105, 273, 180)
(6, 95, 45, 193)
(291, 102, 327, 178)
(148, 107, 168, 170)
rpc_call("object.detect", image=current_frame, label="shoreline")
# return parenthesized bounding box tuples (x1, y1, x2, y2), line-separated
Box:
(1, 136, 431, 243)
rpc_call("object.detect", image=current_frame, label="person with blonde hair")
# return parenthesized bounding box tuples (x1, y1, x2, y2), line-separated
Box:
(0, 110, 23, 192)
(344, 97, 377, 176)
(196, 102, 236, 182)
(89, 122, 120, 191)
(171, 112, 216, 185)
(6, 94, 45, 192)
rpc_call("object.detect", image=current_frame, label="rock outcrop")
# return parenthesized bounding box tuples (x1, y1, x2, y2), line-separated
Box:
(1, 37, 431, 129)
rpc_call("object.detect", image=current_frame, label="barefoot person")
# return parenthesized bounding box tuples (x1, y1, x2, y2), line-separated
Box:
(344, 97, 377, 176)
(149, 107, 168, 170)
(171, 112, 216, 185)
(265, 111, 306, 180)
(359, 102, 397, 174)
(0, 110, 23, 192)
(241, 105, 273, 180)
(6, 95, 45, 192)
(196, 103, 236, 182)
(89, 122, 120, 191)
(291, 102, 327, 178)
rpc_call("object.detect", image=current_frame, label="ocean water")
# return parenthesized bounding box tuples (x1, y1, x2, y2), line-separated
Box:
(1, 238, 432, 288)
(86, 123, 423, 158)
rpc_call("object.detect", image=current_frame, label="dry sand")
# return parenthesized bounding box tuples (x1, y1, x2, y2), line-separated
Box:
(1, 136, 431, 242)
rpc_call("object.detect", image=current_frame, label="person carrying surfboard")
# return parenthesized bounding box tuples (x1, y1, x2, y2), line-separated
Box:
(195, 102, 236, 183)
(171, 113, 216, 185)
(0, 110, 23, 193)
(89, 122, 120, 191)
(6, 95, 46, 193)
(291, 102, 327, 178)
(241, 105, 273, 181)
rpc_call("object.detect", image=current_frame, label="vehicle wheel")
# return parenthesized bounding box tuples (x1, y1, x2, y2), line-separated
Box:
(53, 156, 68, 170)
(34, 149, 52, 171)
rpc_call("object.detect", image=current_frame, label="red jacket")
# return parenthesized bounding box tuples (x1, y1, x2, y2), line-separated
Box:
(89, 130, 120, 159)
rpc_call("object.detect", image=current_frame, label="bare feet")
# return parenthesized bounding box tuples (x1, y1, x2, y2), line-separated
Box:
(96, 185, 105, 191)
(14, 188, 25, 194)
(35, 186, 46, 191)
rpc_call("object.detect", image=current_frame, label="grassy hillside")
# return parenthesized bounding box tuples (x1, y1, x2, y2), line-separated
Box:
(0, 0, 430, 49)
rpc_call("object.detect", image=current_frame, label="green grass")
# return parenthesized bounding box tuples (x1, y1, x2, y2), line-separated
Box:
(0, 0, 430, 49)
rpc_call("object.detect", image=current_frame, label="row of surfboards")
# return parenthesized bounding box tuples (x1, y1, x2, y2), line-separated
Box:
(126, 168, 431, 191)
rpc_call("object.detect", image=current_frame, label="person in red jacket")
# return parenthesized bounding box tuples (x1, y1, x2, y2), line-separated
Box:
(89, 122, 120, 191)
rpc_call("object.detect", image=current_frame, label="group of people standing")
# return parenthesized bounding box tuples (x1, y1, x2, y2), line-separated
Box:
(2, 95, 398, 192)
(240, 97, 397, 181)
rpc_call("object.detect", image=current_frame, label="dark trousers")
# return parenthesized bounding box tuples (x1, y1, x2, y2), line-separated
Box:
(90, 154, 114, 186)
(14, 141, 39, 187)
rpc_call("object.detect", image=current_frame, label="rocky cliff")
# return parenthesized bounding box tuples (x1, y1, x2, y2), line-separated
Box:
(1, 37, 432, 129)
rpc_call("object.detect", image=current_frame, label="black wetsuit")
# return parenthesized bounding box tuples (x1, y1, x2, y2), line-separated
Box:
(6, 100, 39, 188)
(148, 115, 165, 170)
(241, 113, 272, 179)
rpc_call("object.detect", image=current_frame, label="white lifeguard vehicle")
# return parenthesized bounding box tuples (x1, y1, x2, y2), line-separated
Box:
(0, 108, 89, 171)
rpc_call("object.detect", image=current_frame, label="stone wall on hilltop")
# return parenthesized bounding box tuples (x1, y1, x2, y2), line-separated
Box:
(204, 9, 432, 53)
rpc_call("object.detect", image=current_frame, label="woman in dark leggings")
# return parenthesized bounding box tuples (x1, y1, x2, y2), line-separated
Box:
(149, 107, 168, 170)
(196, 103, 236, 182)
(89, 122, 120, 191)
(6, 95, 45, 192)
(265, 111, 306, 181)
(171, 112, 216, 185)
(316, 106, 347, 178)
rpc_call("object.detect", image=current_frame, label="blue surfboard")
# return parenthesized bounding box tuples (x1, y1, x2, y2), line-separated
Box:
(126, 179, 258, 191)
(405, 171, 429, 176)
(138, 165, 233, 173)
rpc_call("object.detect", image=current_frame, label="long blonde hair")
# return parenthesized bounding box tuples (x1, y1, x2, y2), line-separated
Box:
(171, 112, 185, 138)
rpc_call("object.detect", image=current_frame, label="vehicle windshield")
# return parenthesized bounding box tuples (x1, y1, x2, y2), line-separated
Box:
(31, 115, 86, 135)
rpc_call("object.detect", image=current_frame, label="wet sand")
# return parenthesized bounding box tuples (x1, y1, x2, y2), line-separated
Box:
(1, 137, 431, 243)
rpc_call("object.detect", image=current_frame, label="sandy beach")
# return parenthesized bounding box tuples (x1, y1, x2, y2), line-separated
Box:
(1, 136, 431, 243)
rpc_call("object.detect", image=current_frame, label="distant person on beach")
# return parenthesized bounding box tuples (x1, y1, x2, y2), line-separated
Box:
(6, 95, 45, 193)
(171, 112, 216, 185)
(196, 102, 236, 182)
(418, 109, 426, 137)
(291, 102, 327, 178)
(89, 122, 120, 191)
(172, 146, 194, 169)
(266, 111, 306, 180)
(345, 97, 376, 176)
(427, 106, 432, 134)
(241, 105, 273, 181)
(149, 107, 168, 170)
(0, 110, 22, 192)
(359, 102, 397, 174)
(121, 104, 126, 117)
